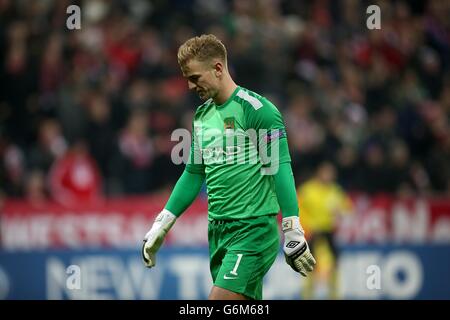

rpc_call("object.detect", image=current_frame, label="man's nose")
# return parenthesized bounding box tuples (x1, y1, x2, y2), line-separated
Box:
(188, 80, 196, 90)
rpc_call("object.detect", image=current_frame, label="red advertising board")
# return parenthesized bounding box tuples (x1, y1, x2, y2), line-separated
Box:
(1, 194, 449, 250)
(1, 194, 208, 250)
(335, 194, 450, 244)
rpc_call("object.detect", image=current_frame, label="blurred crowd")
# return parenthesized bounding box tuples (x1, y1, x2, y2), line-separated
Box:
(0, 0, 449, 206)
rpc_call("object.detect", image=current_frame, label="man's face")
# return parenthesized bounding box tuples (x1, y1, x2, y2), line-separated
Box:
(318, 163, 336, 184)
(181, 59, 220, 101)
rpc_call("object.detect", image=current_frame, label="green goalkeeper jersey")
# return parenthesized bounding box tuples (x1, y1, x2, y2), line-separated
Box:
(186, 86, 291, 220)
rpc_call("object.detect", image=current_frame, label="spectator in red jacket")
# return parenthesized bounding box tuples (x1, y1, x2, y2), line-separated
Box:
(49, 139, 102, 206)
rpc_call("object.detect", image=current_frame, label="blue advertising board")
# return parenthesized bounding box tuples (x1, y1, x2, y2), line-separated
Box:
(0, 245, 449, 300)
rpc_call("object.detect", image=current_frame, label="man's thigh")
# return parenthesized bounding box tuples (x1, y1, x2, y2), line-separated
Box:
(209, 215, 280, 300)
(213, 251, 269, 300)
(208, 286, 249, 300)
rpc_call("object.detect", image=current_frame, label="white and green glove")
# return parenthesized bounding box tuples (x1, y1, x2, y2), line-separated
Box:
(142, 209, 177, 268)
(282, 216, 316, 276)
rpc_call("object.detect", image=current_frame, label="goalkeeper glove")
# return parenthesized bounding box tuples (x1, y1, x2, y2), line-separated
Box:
(282, 216, 316, 276)
(142, 209, 177, 268)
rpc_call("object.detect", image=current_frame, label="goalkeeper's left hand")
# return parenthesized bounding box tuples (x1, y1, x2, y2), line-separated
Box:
(282, 216, 316, 276)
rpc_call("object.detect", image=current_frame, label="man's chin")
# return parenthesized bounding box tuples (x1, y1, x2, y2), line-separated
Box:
(198, 93, 209, 100)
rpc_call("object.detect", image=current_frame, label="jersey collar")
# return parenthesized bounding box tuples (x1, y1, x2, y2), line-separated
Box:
(215, 86, 240, 108)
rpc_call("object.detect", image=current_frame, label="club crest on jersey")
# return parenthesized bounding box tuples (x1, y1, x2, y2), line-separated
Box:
(224, 117, 235, 130)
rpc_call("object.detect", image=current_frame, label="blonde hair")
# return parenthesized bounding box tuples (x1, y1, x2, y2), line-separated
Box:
(177, 34, 227, 69)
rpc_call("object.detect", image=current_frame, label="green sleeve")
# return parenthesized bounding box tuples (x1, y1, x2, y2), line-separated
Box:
(243, 97, 291, 166)
(185, 121, 205, 175)
(242, 93, 296, 212)
(165, 169, 205, 217)
(273, 159, 300, 219)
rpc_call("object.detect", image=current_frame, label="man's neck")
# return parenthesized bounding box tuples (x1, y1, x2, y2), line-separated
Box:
(213, 79, 238, 105)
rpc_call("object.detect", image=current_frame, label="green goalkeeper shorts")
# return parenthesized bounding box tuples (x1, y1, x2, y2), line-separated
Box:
(208, 214, 280, 300)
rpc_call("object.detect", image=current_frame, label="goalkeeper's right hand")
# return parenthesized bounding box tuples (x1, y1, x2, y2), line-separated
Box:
(142, 209, 177, 268)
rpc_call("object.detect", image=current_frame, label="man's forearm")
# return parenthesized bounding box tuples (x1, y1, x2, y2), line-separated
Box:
(165, 169, 205, 217)
(275, 160, 316, 276)
(273, 161, 299, 219)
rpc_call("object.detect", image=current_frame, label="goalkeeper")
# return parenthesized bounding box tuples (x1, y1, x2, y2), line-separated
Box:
(142, 34, 315, 300)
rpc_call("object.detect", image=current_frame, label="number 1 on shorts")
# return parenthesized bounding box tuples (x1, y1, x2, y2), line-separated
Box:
(230, 253, 243, 276)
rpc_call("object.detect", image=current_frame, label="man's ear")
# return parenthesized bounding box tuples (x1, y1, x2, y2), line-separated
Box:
(214, 61, 224, 77)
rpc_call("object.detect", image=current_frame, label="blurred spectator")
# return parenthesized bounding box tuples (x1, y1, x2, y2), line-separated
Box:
(335, 144, 359, 191)
(28, 118, 67, 174)
(85, 92, 117, 194)
(49, 139, 102, 206)
(24, 170, 48, 207)
(357, 143, 391, 194)
(0, 134, 25, 196)
(115, 109, 155, 194)
(298, 161, 352, 299)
